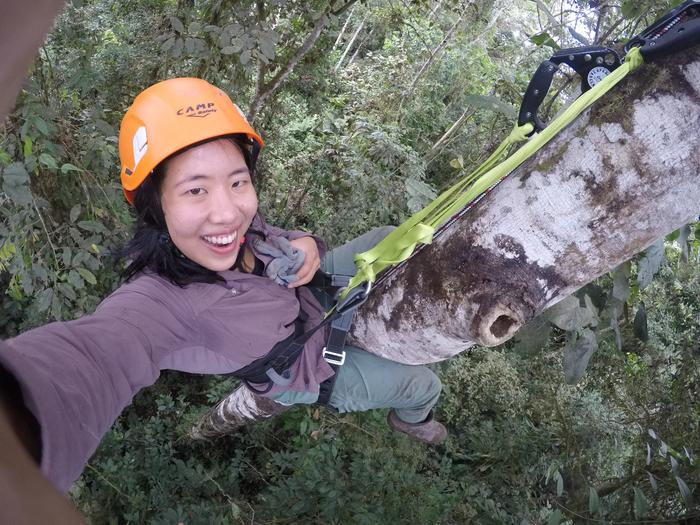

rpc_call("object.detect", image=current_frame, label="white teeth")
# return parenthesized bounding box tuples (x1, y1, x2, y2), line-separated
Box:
(203, 232, 236, 245)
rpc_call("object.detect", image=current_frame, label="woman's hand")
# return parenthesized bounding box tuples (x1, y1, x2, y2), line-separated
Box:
(288, 236, 321, 288)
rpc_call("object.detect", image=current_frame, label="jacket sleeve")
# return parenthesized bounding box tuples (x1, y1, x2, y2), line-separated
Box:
(0, 285, 194, 493)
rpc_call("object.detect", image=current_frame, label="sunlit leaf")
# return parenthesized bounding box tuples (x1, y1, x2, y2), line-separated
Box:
(77, 268, 97, 286)
(39, 153, 58, 170)
(531, 31, 560, 50)
(676, 476, 693, 506)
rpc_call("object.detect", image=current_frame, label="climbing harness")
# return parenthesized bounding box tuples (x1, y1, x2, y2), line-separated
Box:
(339, 0, 700, 299)
(230, 278, 370, 402)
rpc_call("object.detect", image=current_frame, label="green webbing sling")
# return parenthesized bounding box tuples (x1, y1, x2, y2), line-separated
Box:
(340, 47, 644, 298)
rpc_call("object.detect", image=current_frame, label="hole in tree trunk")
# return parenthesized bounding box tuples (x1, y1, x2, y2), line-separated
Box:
(490, 315, 516, 338)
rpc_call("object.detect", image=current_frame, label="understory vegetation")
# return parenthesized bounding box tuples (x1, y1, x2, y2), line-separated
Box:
(1, 0, 698, 523)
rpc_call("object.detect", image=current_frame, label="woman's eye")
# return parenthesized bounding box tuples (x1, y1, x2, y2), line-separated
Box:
(188, 187, 205, 196)
(232, 180, 246, 189)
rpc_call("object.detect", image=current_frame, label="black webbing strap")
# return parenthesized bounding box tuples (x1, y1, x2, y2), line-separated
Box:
(316, 280, 371, 406)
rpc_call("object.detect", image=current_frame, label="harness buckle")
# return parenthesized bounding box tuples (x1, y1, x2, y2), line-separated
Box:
(322, 347, 346, 366)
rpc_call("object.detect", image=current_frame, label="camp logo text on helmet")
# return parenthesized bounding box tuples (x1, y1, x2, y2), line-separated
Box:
(176, 102, 217, 118)
(118, 77, 264, 205)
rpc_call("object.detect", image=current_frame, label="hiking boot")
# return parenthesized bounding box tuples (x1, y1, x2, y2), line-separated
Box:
(387, 409, 447, 444)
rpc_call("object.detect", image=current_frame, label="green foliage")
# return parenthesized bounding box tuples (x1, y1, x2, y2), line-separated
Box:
(2, 0, 698, 522)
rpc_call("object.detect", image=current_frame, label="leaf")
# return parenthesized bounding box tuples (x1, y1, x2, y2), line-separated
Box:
(464, 94, 517, 118)
(36, 288, 53, 313)
(611, 263, 631, 303)
(633, 301, 648, 342)
(77, 220, 105, 233)
(68, 270, 85, 290)
(610, 315, 622, 351)
(62, 247, 72, 268)
(4, 184, 33, 206)
(258, 38, 276, 60)
(169, 16, 184, 34)
(3, 162, 30, 185)
(556, 471, 564, 497)
(34, 116, 50, 136)
(588, 487, 600, 514)
(676, 476, 693, 506)
(648, 428, 657, 440)
(547, 509, 562, 525)
(23, 137, 33, 158)
(647, 443, 652, 465)
(171, 37, 184, 58)
(670, 455, 679, 475)
(2, 162, 32, 205)
(684, 446, 694, 465)
(637, 239, 665, 289)
(405, 178, 437, 213)
(161, 36, 175, 52)
(513, 314, 552, 355)
(449, 158, 463, 170)
(32, 262, 49, 284)
(77, 268, 97, 285)
(240, 49, 252, 65)
(185, 36, 196, 54)
(69, 204, 81, 223)
(188, 21, 202, 33)
(648, 471, 658, 491)
(57, 282, 76, 301)
(547, 295, 596, 331)
(221, 45, 238, 55)
(633, 487, 649, 518)
(563, 328, 598, 384)
(60, 163, 81, 174)
(530, 31, 560, 50)
(568, 27, 590, 46)
(38, 153, 58, 170)
(678, 223, 690, 263)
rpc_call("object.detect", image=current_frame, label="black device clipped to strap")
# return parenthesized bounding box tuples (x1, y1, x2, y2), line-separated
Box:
(625, 0, 700, 61)
(517, 46, 621, 133)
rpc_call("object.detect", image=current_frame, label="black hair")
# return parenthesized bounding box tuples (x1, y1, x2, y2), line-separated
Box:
(116, 134, 262, 287)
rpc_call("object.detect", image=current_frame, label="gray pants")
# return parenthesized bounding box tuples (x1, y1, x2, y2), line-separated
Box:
(271, 227, 442, 424)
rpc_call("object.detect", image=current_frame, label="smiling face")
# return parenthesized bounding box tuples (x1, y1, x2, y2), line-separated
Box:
(159, 138, 258, 272)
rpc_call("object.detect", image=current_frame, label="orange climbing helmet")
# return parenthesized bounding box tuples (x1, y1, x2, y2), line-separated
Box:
(118, 77, 264, 204)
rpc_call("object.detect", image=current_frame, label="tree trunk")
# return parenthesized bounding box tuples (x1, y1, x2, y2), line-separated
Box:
(334, 14, 366, 72)
(193, 47, 700, 435)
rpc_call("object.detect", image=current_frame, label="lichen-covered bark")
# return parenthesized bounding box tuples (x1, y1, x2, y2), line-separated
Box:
(352, 48, 700, 364)
(194, 47, 700, 431)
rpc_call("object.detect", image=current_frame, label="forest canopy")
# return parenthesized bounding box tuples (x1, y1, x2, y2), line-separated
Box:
(1, 0, 699, 523)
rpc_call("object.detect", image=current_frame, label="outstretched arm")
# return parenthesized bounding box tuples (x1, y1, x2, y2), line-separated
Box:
(0, 375, 85, 524)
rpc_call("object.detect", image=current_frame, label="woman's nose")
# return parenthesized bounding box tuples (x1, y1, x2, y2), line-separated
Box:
(207, 187, 240, 224)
